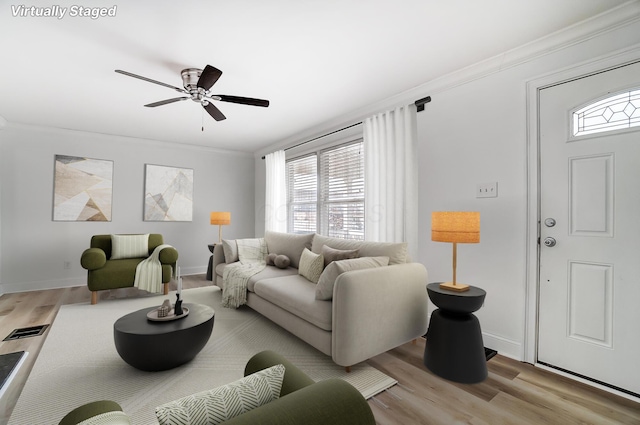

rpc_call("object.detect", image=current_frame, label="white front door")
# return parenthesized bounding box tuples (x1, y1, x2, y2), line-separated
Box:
(538, 60, 640, 396)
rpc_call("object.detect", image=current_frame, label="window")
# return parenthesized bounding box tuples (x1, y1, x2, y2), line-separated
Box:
(572, 88, 640, 137)
(286, 140, 364, 240)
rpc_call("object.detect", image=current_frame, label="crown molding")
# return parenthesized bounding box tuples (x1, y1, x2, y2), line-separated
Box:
(2, 121, 253, 158)
(256, 1, 640, 158)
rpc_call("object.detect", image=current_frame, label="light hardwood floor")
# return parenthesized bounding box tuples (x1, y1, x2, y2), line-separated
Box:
(0, 275, 638, 425)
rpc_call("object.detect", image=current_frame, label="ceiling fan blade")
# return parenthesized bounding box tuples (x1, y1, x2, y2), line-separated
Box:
(203, 102, 226, 121)
(115, 69, 186, 93)
(215, 95, 270, 107)
(144, 97, 189, 107)
(197, 65, 223, 90)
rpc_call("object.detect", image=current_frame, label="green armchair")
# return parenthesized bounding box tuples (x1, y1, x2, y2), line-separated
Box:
(80, 234, 178, 305)
(58, 350, 376, 425)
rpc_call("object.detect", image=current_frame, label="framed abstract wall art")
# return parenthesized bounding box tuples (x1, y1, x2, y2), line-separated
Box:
(53, 155, 113, 221)
(144, 164, 193, 221)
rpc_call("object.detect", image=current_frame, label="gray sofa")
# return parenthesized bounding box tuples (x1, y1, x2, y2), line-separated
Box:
(212, 231, 429, 369)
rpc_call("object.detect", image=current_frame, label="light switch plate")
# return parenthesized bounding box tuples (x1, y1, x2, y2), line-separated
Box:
(477, 182, 498, 198)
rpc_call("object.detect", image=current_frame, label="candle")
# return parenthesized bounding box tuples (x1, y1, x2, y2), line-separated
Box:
(177, 266, 182, 295)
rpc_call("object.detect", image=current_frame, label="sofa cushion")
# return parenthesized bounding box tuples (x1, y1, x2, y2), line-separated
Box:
(222, 239, 239, 264)
(254, 275, 333, 331)
(155, 364, 285, 425)
(316, 256, 390, 300)
(217, 263, 299, 292)
(298, 248, 324, 283)
(321, 245, 359, 267)
(311, 234, 408, 265)
(246, 266, 299, 292)
(265, 231, 314, 269)
(110, 234, 149, 260)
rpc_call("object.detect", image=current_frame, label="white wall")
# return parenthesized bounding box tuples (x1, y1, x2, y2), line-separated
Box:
(418, 22, 640, 359)
(254, 9, 640, 360)
(0, 124, 256, 293)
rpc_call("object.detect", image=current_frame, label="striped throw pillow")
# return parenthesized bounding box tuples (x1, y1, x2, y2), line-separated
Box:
(110, 234, 150, 260)
(155, 364, 285, 425)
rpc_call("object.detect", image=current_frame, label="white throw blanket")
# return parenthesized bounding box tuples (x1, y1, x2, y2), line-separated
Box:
(222, 238, 267, 308)
(133, 244, 173, 293)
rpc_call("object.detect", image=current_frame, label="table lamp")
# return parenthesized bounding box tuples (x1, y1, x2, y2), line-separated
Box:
(431, 211, 480, 292)
(210, 211, 231, 243)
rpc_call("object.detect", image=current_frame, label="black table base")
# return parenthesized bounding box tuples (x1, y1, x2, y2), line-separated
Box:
(424, 309, 487, 383)
(114, 303, 214, 371)
(423, 282, 487, 384)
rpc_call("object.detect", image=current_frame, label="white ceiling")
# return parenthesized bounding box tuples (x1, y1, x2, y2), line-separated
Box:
(0, 0, 631, 153)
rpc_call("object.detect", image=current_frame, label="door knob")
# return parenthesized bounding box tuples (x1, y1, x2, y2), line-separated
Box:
(543, 237, 556, 247)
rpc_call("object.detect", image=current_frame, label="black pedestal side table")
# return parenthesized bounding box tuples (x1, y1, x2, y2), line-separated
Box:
(206, 244, 216, 281)
(423, 282, 487, 383)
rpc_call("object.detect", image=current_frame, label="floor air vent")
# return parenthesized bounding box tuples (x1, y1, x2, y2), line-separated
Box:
(3, 325, 49, 341)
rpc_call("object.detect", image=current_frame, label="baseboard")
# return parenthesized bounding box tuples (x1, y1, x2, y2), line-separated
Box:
(0, 267, 208, 295)
(0, 276, 86, 295)
(481, 332, 523, 361)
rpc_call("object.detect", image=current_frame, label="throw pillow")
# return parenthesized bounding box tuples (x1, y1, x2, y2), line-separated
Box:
(266, 252, 277, 266)
(110, 234, 149, 260)
(274, 254, 290, 269)
(264, 231, 314, 269)
(298, 248, 324, 283)
(155, 364, 285, 425)
(316, 256, 390, 300)
(222, 239, 239, 264)
(321, 245, 359, 267)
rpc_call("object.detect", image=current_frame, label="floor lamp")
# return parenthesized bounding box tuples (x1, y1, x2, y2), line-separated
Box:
(210, 212, 231, 243)
(431, 211, 480, 292)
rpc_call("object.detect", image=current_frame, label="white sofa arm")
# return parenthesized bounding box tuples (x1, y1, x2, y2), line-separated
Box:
(331, 262, 429, 367)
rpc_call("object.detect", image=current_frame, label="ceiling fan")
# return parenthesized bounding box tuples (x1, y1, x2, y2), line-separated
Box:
(115, 65, 269, 121)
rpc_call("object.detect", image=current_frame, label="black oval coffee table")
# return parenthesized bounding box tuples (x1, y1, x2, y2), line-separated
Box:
(114, 303, 214, 371)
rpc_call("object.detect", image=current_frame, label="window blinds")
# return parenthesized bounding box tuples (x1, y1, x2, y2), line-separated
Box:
(286, 140, 364, 240)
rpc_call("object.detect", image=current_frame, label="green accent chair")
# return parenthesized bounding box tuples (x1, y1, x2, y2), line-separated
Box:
(80, 234, 178, 305)
(58, 350, 377, 425)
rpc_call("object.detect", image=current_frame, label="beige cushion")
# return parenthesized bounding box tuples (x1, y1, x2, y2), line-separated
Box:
(264, 231, 314, 269)
(253, 275, 333, 331)
(298, 248, 324, 283)
(316, 256, 390, 300)
(110, 234, 149, 260)
(155, 364, 285, 425)
(321, 245, 359, 267)
(222, 239, 238, 264)
(246, 266, 298, 292)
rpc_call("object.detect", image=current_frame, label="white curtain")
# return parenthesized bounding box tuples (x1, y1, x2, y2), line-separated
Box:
(363, 104, 418, 260)
(265, 150, 287, 232)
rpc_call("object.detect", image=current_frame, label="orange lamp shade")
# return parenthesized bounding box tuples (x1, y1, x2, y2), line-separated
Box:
(432, 211, 480, 244)
(210, 212, 231, 226)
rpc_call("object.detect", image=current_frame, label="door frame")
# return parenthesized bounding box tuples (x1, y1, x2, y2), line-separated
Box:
(524, 45, 640, 394)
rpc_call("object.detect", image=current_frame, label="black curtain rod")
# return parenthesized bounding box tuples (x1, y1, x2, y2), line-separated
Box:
(262, 95, 431, 159)
(261, 122, 362, 159)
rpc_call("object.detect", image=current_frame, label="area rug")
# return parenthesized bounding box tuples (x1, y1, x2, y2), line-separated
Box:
(8, 286, 396, 425)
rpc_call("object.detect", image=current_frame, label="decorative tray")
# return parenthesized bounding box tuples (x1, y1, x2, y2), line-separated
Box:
(147, 307, 189, 322)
